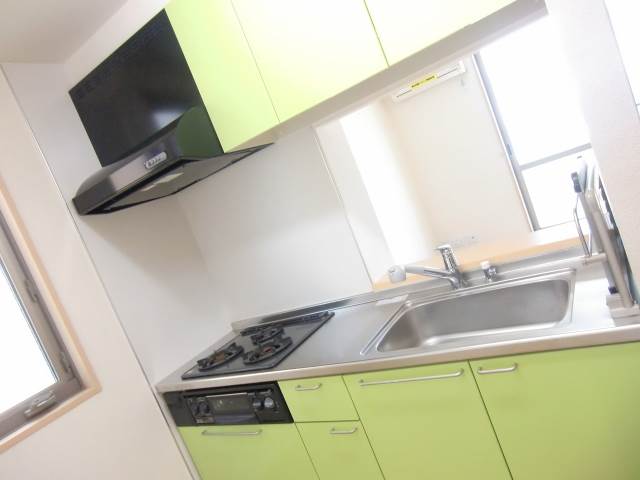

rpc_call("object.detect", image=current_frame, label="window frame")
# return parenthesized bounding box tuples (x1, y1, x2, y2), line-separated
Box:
(473, 51, 592, 231)
(0, 211, 83, 440)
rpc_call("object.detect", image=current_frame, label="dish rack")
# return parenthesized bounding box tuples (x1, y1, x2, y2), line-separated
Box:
(572, 164, 639, 318)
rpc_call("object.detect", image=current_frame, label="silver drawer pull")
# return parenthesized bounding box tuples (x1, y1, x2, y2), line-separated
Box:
(358, 368, 464, 387)
(294, 383, 322, 391)
(477, 363, 518, 375)
(330, 427, 358, 435)
(201, 429, 262, 437)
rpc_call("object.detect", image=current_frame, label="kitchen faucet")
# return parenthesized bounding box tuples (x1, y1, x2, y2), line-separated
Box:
(387, 244, 467, 289)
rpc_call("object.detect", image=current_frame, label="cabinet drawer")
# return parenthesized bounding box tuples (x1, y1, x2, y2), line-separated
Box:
(279, 375, 358, 422)
(298, 421, 383, 480)
(179, 425, 317, 480)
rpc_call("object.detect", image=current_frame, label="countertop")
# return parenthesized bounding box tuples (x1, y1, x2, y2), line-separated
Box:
(157, 247, 640, 393)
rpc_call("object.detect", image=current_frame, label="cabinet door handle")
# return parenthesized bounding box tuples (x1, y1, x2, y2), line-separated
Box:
(476, 363, 518, 375)
(294, 383, 322, 391)
(358, 368, 464, 387)
(330, 427, 358, 435)
(201, 429, 262, 437)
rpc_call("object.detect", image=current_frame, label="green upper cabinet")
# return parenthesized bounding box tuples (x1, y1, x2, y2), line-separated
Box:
(166, 0, 279, 151)
(343, 362, 510, 480)
(279, 375, 359, 422)
(231, 0, 388, 121)
(297, 421, 383, 480)
(179, 425, 317, 480)
(365, 0, 516, 64)
(471, 343, 640, 480)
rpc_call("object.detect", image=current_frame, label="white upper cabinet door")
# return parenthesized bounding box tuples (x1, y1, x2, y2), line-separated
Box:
(365, 0, 516, 64)
(232, 0, 388, 122)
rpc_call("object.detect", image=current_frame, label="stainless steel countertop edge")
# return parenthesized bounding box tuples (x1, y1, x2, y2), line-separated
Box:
(156, 323, 640, 392)
(157, 248, 640, 393)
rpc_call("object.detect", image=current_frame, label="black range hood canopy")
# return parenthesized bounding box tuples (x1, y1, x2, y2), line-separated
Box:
(72, 107, 268, 215)
(69, 10, 270, 215)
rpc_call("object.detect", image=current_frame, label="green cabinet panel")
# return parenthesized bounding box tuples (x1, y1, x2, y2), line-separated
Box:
(344, 362, 510, 480)
(471, 343, 640, 480)
(279, 375, 358, 422)
(166, 0, 279, 151)
(179, 425, 317, 480)
(231, 0, 387, 121)
(297, 421, 383, 480)
(365, 0, 515, 64)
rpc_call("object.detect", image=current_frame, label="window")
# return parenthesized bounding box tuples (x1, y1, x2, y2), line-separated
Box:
(475, 17, 592, 230)
(0, 213, 81, 440)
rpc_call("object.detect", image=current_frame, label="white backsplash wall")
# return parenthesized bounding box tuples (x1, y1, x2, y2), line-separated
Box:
(177, 128, 372, 321)
(3, 63, 229, 382)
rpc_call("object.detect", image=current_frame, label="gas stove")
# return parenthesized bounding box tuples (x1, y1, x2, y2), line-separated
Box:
(181, 311, 333, 380)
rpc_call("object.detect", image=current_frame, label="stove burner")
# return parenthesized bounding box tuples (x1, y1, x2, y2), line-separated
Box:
(243, 336, 293, 365)
(196, 342, 244, 371)
(247, 325, 284, 345)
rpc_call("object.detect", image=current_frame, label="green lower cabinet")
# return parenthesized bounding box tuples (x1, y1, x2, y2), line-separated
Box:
(179, 425, 317, 480)
(297, 421, 383, 480)
(471, 343, 640, 480)
(344, 362, 510, 480)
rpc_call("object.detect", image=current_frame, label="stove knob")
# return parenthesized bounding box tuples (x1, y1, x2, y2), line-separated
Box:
(252, 398, 264, 410)
(263, 397, 275, 410)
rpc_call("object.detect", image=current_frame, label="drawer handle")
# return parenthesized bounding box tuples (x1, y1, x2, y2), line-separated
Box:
(330, 427, 358, 435)
(201, 429, 262, 437)
(294, 383, 322, 391)
(358, 368, 464, 387)
(477, 363, 518, 375)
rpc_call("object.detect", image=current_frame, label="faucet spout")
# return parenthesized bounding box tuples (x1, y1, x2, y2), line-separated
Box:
(387, 244, 467, 289)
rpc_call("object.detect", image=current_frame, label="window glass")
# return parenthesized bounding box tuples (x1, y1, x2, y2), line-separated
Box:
(0, 263, 55, 414)
(480, 18, 590, 165)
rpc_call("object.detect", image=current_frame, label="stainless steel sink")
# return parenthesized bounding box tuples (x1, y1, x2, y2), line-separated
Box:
(369, 270, 575, 353)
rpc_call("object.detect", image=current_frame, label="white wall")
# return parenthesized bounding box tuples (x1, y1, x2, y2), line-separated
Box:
(382, 56, 531, 244)
(3, 63, 227, 384)
(317, 56, 531, 275)
(177, 128, 372, 320)
(339, 102, 435, 266)
(315, 121, 394, 280)
(546, 0, 640, 281)
(0, 70, 189, 480)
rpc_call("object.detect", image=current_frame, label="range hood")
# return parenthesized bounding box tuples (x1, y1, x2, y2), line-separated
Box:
(69, 10, 269, 215)
(72, 107, 267, 215)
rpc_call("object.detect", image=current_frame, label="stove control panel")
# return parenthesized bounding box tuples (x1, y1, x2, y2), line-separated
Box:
(165, 382, 292, 426)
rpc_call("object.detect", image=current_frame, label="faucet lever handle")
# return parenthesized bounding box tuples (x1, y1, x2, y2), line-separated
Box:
(435, 244, 458, 272)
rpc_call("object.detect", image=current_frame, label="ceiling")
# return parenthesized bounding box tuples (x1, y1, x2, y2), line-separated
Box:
(0, 0, 128, 62)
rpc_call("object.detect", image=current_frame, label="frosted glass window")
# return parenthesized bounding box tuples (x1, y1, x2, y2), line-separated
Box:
(476, 16, 593, 230)
(605, 0, 640, 108)
(0, 263, 55, 414)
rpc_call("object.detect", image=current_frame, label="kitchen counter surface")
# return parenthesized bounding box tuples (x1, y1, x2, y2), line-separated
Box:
(157, 248, 640, 393)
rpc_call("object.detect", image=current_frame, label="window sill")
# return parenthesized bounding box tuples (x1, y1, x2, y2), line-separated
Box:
(0, 384, 101, 453)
